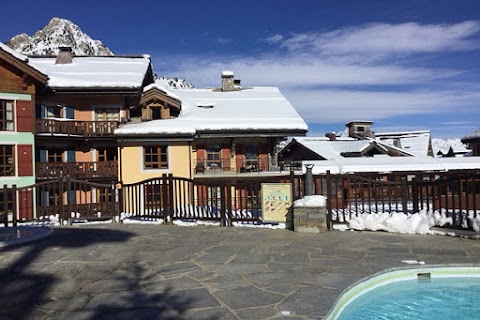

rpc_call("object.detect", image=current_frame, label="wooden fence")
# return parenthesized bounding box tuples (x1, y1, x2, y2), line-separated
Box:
(325, 170, 480, 230)
(1, 170, 479, 231)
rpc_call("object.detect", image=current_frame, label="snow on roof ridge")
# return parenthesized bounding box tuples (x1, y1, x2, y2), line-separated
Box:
(143, 80, 180, 100)
(221, 70, 234, 76)
(376, 129, 430, 136)
(0, 42, 28, 61)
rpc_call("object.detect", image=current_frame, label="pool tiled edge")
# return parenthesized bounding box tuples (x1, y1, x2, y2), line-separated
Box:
(326, 264, 480, 320)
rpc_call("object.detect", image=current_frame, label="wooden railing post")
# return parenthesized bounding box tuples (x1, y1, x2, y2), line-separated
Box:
(58, 176, 66, 224)
(168, 174, 175, 223)
(289, 169, 297, 199)
(220, 181, 226, 227)
(117, 181, 123, 223)
(411, 176, 419, 214)
(401, 177, 408, 214)
(2, 184, 7, 227)
(11, 185, 17, 226)
(226, 180, 233, 227)
(326, 170, 333, 230)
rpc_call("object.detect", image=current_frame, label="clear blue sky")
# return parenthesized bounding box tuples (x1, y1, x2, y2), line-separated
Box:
(2, 0, 480, 138)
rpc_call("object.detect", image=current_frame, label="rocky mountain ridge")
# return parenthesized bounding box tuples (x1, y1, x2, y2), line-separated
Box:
(7, 17, 194, 88)
(8, 17, 113, 56)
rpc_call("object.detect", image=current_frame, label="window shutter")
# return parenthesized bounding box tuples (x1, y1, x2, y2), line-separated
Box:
(221, 144, 230, 169)
(17, 144, 33, 176)
(16, 100, 33, 132)
(259, 143, 269, 171)
(39, 147, 47, 162)
(66, 149, 75, 162)
(65, 106, 74, 119)
(196, 144, 205, 163)
(235, 143, 244, 172)
(36, 104, 46, 118)
(68, 189, 75, 205)
(40, 190, 49, 206)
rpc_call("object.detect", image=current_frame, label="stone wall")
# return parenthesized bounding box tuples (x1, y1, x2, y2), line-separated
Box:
(292, 206, 327, 233)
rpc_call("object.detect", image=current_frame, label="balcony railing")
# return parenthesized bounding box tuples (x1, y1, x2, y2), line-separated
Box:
(36, 161, 118, 179)
(194, 158, 271, 175)
(36, 119, 119, 137)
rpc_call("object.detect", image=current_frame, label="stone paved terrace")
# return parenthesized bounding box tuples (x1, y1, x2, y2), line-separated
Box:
(0, 224, 479, 320)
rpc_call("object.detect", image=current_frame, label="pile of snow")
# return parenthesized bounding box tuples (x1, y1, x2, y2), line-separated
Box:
(294, 195, 326, 207)
(334, 210, 480, 234)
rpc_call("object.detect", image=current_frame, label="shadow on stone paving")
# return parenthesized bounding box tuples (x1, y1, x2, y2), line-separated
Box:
(0, 227, 202, 320)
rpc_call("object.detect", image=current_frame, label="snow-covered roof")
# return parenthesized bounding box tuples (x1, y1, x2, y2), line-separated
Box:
(143, 80, 180, 100)
(462, 129, 480, 142)
(28, 56, 151, 89)
(293, 137, 374, 160)
(375, 130, 431, 156)
(431, 138, 469, 156)
(0, 42, 28, 61)
(303, 156, 480, 174)
(116, 87, 308, 136)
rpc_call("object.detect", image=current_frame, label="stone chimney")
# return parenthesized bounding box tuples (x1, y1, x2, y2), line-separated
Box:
(325, 132, 336, 141)
(55, 46, 74, 64)
(346, 121, 374, 139)
(221, 71, 235, 91)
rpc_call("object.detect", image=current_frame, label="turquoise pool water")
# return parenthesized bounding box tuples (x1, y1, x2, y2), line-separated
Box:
(337, 276, 480, 320)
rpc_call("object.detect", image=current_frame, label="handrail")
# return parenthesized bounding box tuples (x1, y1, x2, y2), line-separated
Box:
(36, 119, 119, 137)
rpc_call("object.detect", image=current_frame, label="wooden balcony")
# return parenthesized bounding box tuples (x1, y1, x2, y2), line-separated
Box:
(36, 161, 118, 180)
(194, 158, 272, 175)
(36, 119, 119, 137)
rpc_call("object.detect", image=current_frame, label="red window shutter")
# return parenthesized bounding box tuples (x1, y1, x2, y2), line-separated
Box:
(196, 144, 205, 163)
(221, 144, 231, 168)
(16, 100, 33, 132)
(235, 144, 244, 172)
(17, 144, 33, 176)
(259, 143, 269, 171)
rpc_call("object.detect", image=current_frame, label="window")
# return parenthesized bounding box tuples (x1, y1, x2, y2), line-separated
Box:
(0, 100, 14, 131)
(96, 108, 119, 121)
(206, 145, 221, 168)
(244, 144, 258, 169)
(357, 126, 365, 132)
(97, 147, 117, 162)
(47, 148, 64, 163)
(144, 146, 168, 169)
(46, 105, 62, 118)
(0, 145, 14, 176)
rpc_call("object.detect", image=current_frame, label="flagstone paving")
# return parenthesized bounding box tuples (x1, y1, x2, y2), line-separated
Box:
(0, 224, 478, 319)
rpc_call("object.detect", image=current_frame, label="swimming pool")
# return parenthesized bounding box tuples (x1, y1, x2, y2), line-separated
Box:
(327, 266, 480, 320)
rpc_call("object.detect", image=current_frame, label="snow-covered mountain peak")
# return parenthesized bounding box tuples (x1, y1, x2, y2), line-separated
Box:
(155, 76, 195, 89)
(8, 17, 113, 56)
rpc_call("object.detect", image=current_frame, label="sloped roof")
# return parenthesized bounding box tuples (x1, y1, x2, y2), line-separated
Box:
(291, 137, 390, 160)
(143, 80, 180, 101)
(28, 55, 151, 90)
(375, 130, 431, 156)
(116, 86, 308, 136)
(0, 43, 28, 61)
(0, 43, 48, 83)
(461, 128, 480, 143)
(303, 156, 480, 174)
